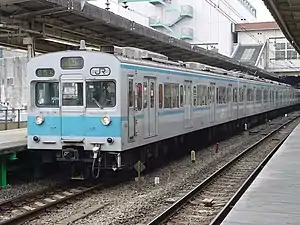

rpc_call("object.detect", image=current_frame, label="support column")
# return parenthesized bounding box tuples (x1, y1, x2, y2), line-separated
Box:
(0, 156, 7, 188)
(23, 37, 35, 59)
(0, 153, 17, 188)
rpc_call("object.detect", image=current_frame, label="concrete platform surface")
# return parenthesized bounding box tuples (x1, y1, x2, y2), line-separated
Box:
(0, 128, 27, 156)
(221, 122, 300, 225)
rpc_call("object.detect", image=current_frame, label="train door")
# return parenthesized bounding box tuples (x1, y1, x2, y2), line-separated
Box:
(143, 77, 157, 138)
(60, 75, 85, 138)
(184, 80, 193, 128)
(209, 82, 216, 123)
(227, 85, 232, 119)
(127, 77, 136, 142)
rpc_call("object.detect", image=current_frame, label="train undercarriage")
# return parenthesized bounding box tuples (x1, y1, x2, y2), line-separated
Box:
(34, 107, 296, 181)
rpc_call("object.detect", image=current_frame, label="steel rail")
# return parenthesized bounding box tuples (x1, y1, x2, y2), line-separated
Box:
(0, 183, 64, 210)
(0, 183, 104, 225)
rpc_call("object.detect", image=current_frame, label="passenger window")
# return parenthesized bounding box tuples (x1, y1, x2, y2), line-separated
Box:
(203, 85, 208, 105)
(218, 86, 226, 104)
(86, 81, 116, 108)
(196, 85, 201, 106)
(263, 89, 268, 103)
(175, 84, 179, 108)
(164, 83, 171, 108)
(136, 83, 142, 111)
(159, 84, 163, 109)
(233, 87, 237, 103)
(227, 87, 232, 102)
(256, 89, 262, 103)
(143, 81, 148, 109)
(247, 88, 253, 102)
(171, 84, 177, 108)
(211, 87, 215, 103)
(239, 88, 244, 102)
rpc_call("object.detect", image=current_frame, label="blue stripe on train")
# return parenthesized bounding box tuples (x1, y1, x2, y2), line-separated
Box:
(27, 116, 122, 137)
(27, 107, 211, 137)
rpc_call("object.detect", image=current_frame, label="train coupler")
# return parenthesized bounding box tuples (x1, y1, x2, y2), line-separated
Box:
(91, 145, 102, 179)
(62, 148, 79, 161)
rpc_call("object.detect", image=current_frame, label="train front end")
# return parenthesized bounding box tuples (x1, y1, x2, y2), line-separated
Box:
(27, 49, 122, 179)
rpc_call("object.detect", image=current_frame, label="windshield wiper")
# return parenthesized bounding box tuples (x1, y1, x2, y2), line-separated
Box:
(92, 97, 103, 109)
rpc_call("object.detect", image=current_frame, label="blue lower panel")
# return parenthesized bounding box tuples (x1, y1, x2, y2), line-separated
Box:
(28, 115, 61, 136)
(28, 116, 122, 137)
(62, 116, 85, 136)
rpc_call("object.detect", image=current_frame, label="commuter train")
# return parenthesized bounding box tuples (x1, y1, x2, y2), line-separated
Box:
(27, 42, 300, 179)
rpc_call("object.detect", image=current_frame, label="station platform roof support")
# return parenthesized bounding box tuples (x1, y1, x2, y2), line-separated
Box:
(263, 0, 300, 54)
(0, 0, 284, 83)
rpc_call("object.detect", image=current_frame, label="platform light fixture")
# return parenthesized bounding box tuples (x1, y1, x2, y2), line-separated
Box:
(43, 37, 100, 51)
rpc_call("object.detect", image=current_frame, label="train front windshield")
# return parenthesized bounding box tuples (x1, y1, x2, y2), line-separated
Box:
(35, 81, 116, 108)
(86, 81, 116, 108)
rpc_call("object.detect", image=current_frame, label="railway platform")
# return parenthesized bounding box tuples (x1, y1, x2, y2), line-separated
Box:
(220, 122, 300, 225)
(0, 128, 27, 187)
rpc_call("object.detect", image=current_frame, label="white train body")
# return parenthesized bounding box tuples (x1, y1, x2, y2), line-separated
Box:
(26, 47, 300, 175)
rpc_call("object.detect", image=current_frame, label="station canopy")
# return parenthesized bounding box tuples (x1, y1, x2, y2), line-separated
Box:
(263, 0, 300, 55)
(0, 0, 286, 83)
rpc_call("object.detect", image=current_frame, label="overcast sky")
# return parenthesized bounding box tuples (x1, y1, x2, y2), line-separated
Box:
(249, 0, 274, 21)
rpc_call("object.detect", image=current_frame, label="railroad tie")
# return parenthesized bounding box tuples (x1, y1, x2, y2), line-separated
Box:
(34, 201, 46, 207)
(22, 205, 35, 211)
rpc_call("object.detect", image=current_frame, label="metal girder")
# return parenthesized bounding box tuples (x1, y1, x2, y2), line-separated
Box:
(281, 18, 300, 23)
(0, 0, 31, 5)
(12, 7, 66, 18)
(278, 5, 300, 12)
(63, 20, 98, 29)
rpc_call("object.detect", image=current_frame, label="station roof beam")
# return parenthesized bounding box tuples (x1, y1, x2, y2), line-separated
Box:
(0, 0, 285, 83)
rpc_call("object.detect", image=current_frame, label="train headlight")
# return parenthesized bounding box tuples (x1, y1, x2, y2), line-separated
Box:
(101, 115, 111, 126)
(35, 116, 44, 125)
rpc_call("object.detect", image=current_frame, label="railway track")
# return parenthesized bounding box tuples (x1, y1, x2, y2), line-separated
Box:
(146, 114, 300, 225)
(0, 182, 105, 225)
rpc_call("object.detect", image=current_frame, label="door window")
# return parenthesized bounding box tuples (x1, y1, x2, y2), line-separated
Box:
(62, 82, 83, 106)
(143, 81, 148, 109)
(128, 79, 134, 107)
(150, 82, 155, 108)
(136, 83, 143, 111)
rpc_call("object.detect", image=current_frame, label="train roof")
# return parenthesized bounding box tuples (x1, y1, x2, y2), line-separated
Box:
(99, 45, 292, 88)
(30, 41, 292, 88)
